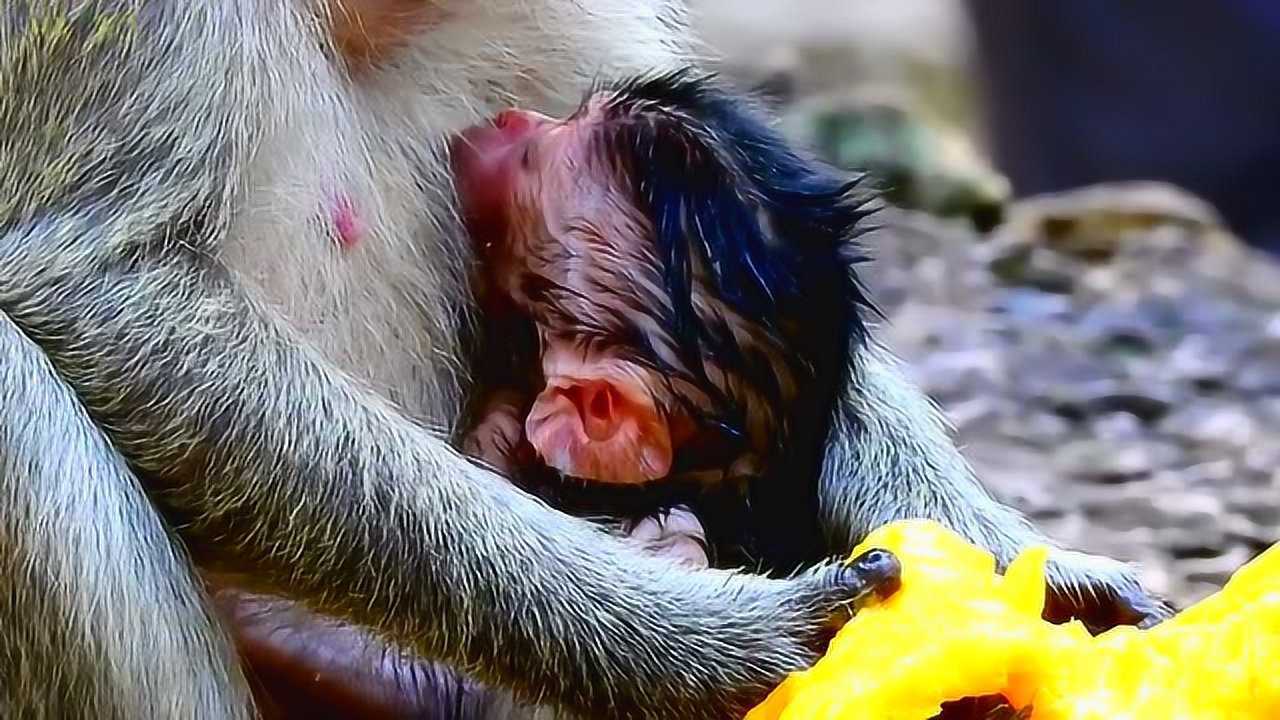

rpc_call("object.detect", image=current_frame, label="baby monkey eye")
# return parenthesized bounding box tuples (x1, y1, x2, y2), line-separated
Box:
(520, 145, 533, 169)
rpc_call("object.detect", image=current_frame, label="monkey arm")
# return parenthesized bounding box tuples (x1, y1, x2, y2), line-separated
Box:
(0, 307, 258, 719)
(818, 343, 1043, 564)
(817, 341, 1173, 631)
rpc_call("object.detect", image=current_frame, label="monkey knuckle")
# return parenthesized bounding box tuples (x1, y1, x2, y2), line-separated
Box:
(790, 552, 900, 607)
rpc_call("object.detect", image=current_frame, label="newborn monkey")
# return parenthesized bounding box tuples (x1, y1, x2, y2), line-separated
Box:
(452, 71, 873, 570)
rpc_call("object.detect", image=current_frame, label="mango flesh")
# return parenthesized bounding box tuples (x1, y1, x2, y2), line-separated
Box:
(746, 520, 1280, 720)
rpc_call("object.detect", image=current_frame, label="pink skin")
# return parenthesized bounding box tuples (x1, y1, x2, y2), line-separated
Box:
(453, 105, 686, 486)
(331, 193, 362, 250)
(527, 345, 673, 485)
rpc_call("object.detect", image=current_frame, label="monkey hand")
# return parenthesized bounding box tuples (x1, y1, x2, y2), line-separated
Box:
(622, 505, 711, 568)
(1042, 549, 1176, 634)
(462, 391, 535, 478)
(662, 548, 902, 719)
(540, 546, 900, 720)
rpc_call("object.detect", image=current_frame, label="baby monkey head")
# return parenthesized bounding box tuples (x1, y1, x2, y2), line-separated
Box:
(452, 70, 875, 487)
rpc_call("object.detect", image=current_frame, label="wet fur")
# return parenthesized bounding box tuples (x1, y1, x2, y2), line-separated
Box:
(473, 72, 880, 571)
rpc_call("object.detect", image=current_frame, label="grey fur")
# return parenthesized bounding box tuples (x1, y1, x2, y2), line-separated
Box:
(0, 310, 256, 720)
(0, 1, 1162, 718)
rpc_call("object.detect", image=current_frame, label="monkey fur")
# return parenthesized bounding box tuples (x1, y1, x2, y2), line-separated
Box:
(0, 2, 1169, 719)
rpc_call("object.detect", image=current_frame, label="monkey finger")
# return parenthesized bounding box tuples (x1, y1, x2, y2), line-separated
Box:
(840, 548, 904, 603)
(1134, 595, 1179, 629)
(1043, 581, 1177, 635)
(1102, 586, 1177, 630)
(623, 505, 704, 542)
(796, 549, 901, 645)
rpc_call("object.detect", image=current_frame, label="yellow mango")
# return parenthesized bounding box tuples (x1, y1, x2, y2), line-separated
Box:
(746, 520, 1280, 720)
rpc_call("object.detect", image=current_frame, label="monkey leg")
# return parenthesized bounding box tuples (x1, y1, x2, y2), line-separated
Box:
(208, 585, 536, 720)
(0, 311, 256, 719)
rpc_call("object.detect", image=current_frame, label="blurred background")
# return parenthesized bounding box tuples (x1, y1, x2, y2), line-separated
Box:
(691, 0, 1280, 606)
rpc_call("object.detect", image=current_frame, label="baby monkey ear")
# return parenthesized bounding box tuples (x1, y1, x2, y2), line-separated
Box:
(326, 0, 448, 70)
(525, 376, 674, 485)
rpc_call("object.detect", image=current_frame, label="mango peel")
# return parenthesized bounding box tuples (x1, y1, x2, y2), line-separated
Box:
(746, 520, 1280, 720)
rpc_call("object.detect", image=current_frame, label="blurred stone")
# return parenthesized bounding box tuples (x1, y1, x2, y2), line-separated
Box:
(1236, 341, 1280, 394)
(985, 240, 1079, 293)
(914, 348, 1005, 401)
(1241, 442, 1280, 479)
(965, 440, 1060, 517)
(945, 396, 1011, 434)
(1087, 412, 1147, 442)
(1079, 482, 1188, 528)
(987, 288, 1075, 326)
(1165, 334, 1245, 389)
(996, 411, 1073, 447)
(1076, 302, 1171, 354)
(1054, 438, 1183, 483)
(993, 182, 1227, 262)
(1174, 296, 1259, 337)
(1220, 485, 1280, 532)
(1158, 403, 1258, 450)
(1219, 512, 1277, 551)
(1178, 546, 1256, 588)
(1150, 489, 1226, 528)
(786, 92, 1010, 228)
(1156, 459, 1238, 492)
(1085, 388, 1180, 424)
(1030, 376, 1179, 424)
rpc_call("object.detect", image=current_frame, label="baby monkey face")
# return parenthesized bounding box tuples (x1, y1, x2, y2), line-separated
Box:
(453, 102, 710, 485)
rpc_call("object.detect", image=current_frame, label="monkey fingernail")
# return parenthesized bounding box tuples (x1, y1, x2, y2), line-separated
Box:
(844, 548, 902, 601)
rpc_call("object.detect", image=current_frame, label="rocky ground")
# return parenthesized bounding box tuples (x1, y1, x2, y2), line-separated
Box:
(866, 190, 1280, 606)
(691, 2, 1280, 607)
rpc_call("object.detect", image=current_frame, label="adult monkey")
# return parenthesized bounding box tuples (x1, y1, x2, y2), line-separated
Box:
(0, 2, 1167, 720)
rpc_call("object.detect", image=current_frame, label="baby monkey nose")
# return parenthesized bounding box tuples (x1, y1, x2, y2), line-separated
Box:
(493, 109, 551, 135)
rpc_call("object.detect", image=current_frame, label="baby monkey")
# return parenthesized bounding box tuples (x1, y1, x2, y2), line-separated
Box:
(453, 71, 874, 571)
